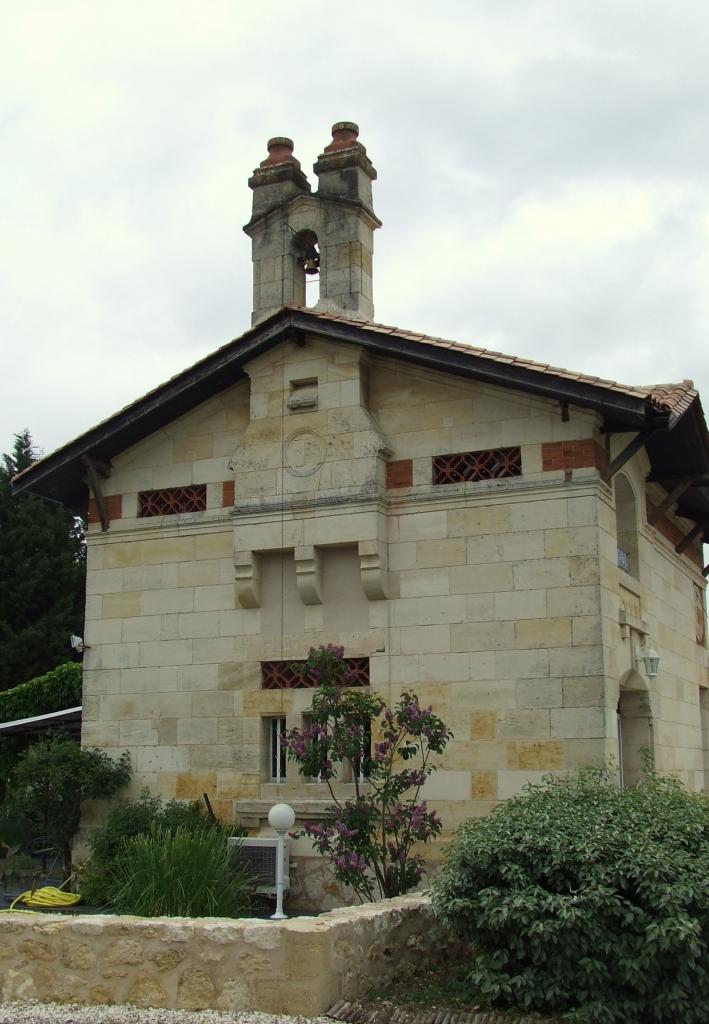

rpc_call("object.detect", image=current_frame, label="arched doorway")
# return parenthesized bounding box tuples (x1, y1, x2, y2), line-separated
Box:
(617, 670, 654, 788)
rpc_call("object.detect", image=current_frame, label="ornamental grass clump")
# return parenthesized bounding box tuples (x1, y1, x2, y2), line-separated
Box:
(81, 789, 245, 907)
(283, 644, 451, 902)
(432, 766, 709, 1024)
(105, 824, 254, 918)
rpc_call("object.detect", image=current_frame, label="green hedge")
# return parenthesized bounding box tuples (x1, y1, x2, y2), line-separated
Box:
(0, 662, 82, 724)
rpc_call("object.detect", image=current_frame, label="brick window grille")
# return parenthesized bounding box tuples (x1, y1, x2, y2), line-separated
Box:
(261, 658, 370, 690)
(138, 485, 207, 518)
(432, 446, 522, 485)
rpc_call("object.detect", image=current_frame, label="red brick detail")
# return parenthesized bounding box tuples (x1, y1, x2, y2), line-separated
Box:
(646, 499, 703, 569)
(223, 480, 235, 506)
(87, 494, 123, 524)
(386, 459, 413, 489)
(542, 440, 607, 473)
(261, 658, 370, 689)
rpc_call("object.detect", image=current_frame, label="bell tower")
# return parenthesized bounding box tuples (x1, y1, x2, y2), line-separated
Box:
(244, 123, 381, 325)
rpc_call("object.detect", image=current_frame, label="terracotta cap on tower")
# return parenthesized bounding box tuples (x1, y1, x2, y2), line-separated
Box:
(248, 135, 311, 205)
(314, 121, 376, 183)
(260, 137, 301, 169)
(324, 122, 360, 153)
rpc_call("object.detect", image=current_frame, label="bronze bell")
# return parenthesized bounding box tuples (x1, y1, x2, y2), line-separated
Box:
(301, 245, 320, 275)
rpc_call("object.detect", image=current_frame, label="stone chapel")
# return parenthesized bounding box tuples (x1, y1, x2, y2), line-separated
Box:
(14, 122, 709, 903)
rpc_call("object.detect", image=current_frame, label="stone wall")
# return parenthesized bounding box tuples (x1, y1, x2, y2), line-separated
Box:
(0, 895, 453, 1015)
(79, 331, 708, 874)
(598, 442, 709, 791)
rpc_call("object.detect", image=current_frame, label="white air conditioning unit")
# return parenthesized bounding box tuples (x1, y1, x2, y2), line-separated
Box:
(227, 836, 290, 895)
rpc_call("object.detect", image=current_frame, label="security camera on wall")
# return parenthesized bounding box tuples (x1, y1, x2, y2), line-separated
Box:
(70, 635, 85, 654)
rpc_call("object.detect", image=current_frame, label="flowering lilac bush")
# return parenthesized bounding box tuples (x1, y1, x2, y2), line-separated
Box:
(283, 644, 451, 901)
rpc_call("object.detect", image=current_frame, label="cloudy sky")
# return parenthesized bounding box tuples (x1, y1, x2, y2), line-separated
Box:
(3, 1, 709, 460)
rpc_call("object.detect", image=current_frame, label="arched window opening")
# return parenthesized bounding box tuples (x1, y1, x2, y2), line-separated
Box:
(292, 229, 320, 308)
(617, 679, 653, 789)
(700, 688, 709, 792)
(614, 474, 639, 578)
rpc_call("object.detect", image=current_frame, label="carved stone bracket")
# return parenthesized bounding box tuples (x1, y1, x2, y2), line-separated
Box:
(234, 549, 261, 608)
(359, 539, 388, 600)
(295, 545, 323, 605)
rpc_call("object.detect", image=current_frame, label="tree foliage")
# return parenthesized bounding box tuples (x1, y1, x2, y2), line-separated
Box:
(284, 644, 451, 902)
(0, 430, 86, 691)
(7, 733, 131, 878)
(432, 767, 709, 1023)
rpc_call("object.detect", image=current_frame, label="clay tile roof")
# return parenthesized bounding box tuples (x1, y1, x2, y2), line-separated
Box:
(297, 308, 698, 413)
(642, 380, 697, 417)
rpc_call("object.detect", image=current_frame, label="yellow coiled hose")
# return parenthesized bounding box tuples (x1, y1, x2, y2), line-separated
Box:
(3, 877, 81, 913)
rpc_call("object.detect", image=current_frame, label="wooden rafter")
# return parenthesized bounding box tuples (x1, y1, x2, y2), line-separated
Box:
(647, 477, 699, 525)
(82, 455, 112, 532)
(601, 428, 656, 483)
(675, 521, 704, 555)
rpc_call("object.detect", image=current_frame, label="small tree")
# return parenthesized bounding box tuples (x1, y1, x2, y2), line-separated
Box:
(283, 645, 451, 902)
(8, 734, 131, 878)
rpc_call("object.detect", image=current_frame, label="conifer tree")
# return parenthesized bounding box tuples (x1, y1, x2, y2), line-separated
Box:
(0, 430, 86, 691)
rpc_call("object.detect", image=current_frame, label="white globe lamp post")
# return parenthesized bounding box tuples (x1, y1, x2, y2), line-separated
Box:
(268, 802, 295, 920)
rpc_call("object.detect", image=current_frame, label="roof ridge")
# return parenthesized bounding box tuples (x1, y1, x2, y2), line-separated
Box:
(286, 306, 695, 407)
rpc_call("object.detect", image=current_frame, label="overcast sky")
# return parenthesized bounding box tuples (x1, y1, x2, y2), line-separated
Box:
(3, 1, 709, 461)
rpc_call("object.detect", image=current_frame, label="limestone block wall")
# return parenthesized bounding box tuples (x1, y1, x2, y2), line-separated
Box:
(0, 895, 454, 1014)
(367, 361, 611, 835)
(79, 332, 707, 886)
(598, 441, 708, 791)
(82, 382, 252, 819)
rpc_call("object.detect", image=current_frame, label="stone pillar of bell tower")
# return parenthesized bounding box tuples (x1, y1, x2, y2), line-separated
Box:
(243, 124, 381, 326)
(313, 122, 380, 321)
(244, 137, 312, 325)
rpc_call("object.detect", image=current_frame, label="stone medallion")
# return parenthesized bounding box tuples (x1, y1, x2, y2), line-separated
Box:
(284, 429, 325, 477)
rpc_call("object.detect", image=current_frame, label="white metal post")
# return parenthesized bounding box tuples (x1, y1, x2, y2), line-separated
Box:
(271, 829, 287, 920)
(268, 803, 295, 921)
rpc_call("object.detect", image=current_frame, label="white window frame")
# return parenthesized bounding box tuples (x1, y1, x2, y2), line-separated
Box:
(269, 716, 287, 783)
(342, 719, 372, 784)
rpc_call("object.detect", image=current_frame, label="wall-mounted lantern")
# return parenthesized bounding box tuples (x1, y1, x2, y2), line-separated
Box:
(635, 643, 660, 679)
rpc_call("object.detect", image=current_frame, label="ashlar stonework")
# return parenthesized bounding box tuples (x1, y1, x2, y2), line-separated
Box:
(0, 897, 454, 1014)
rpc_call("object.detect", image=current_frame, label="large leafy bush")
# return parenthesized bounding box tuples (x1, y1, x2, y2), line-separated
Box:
(433, 767, 709, 1023)
(81, 790, 245, 906)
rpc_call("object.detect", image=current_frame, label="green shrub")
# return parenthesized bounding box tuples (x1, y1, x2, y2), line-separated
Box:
(7, 733, 130, 877)
(104, 824, 254, 917)
(81, 790, 245, 906)
(432, 767, 709, 1023)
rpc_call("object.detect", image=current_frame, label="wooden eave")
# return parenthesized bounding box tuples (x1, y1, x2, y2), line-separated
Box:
(11, 309, 709, 532)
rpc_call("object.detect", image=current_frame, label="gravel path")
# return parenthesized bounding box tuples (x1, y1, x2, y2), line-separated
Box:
(0, 1004, 332, 1024)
